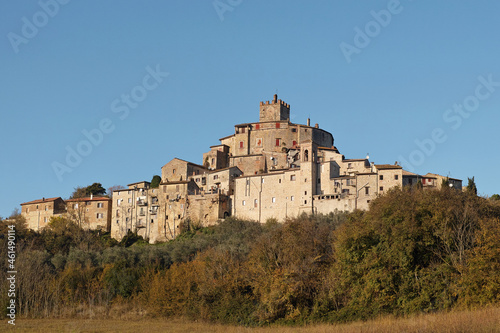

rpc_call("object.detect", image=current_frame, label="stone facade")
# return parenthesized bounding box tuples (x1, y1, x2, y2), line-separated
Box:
(65, 196, 112, 231)
(20, 197, 65, 231)
(105, 94, 462, 242)
(20, 196, 111, 232)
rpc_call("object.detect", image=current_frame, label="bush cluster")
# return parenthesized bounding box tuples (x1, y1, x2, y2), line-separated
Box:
(1, 187, 499, 325)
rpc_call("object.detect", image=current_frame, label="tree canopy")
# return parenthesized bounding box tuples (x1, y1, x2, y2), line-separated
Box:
(71, 183, 107, 198)
(150, 175, 161, 188)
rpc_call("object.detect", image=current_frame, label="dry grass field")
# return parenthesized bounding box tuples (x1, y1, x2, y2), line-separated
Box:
(3, 306, 500, 333)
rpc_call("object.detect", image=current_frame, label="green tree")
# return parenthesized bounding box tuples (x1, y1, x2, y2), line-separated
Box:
(71, 183, 107, 198)
(466, 177, 478, 195)
(490, 194, 500, 201)
(150, 175, 161, 188)
(87, 182, 106, 196)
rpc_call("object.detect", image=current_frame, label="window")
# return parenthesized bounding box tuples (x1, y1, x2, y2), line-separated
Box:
(292, 140, 297, 146)
(45, 206, 48, 211)
(255, 124, 260, 130)
(275, 138, 281, 146)
(276, 122, 280, 128)
(279, 179, 281, 184)
(214, 175, 219, 180)
(242, 200, 246, 206)
(304, 150, 309, 161)
(348, 163, 352, 169)
(241, 127, 245, 133)
(128, 208, 131, 213)
(395, 175, 399, 180)
(380, 186, 384, 191)
(304, 200, 307, 204)
(126, 217, 129, 222)
(272, 197, 276, 203)
(166, 215, 169, 220)
(97, 213, 104, 219)
(128, 198, 132, 203)
(44, 217, 47, 223)
(304, 191, 307, 195)
(291, 196, 294, 201)
(116, 220, 119, 224)
(211, 158, 215, 165)
(304, 178, 307, 182)
(291, 128, 297, 133)
(290, 175, 296, 181)
(196, 178, 200, 182)
(172, 169, 176, 174)
(254, 199, 258, 208)
(379, 175, 384, 180)
(261, 178, 265, 183)
(365, 187, 369, 195)
(239, 141, 244, 148)
(97, 202, 103, 208)
(36, 205, 39, 209)
(116, 200, 121, 206)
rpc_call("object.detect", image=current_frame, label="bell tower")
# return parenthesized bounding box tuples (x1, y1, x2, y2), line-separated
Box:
(259, 94, 290, 122)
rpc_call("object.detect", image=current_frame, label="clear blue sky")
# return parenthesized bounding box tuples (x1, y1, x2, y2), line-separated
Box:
(1, 0, 500, 217)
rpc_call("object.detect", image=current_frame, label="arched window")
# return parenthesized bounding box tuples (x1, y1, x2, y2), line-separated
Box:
(304, 149, 309, 162)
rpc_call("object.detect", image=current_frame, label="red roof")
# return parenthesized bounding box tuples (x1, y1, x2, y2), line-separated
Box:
(20, 197, 62, 206)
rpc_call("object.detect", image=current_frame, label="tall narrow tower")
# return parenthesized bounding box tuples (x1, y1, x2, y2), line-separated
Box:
(259, 94, 290, 122)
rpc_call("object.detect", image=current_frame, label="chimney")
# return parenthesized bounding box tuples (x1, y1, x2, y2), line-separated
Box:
(315, 123, 319, 128)
(307, 118, 310, 126)
(42, 197, 45, 201)
(90, 193, 93, 200)
(273, 94, 278, 103)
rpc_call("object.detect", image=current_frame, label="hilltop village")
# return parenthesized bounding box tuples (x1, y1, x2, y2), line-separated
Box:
(21, 95, 462, 243)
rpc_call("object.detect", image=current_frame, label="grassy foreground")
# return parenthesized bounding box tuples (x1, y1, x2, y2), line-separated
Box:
(3, 307, 500, 333)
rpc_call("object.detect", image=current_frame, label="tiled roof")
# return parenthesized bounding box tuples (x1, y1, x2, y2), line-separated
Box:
(375, 164, 402, 170)
(20, 197, 61, 206)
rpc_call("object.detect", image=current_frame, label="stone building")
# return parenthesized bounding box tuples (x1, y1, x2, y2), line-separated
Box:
(110, 181, 161, 242)
(20, 196, 111, 232)
(110, 94, 463, 242)
(65, 196, 112, 231)
(20, 197, 65, 230)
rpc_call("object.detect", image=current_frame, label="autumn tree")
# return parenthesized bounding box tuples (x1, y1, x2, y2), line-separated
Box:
(108, 185, 126, 198)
